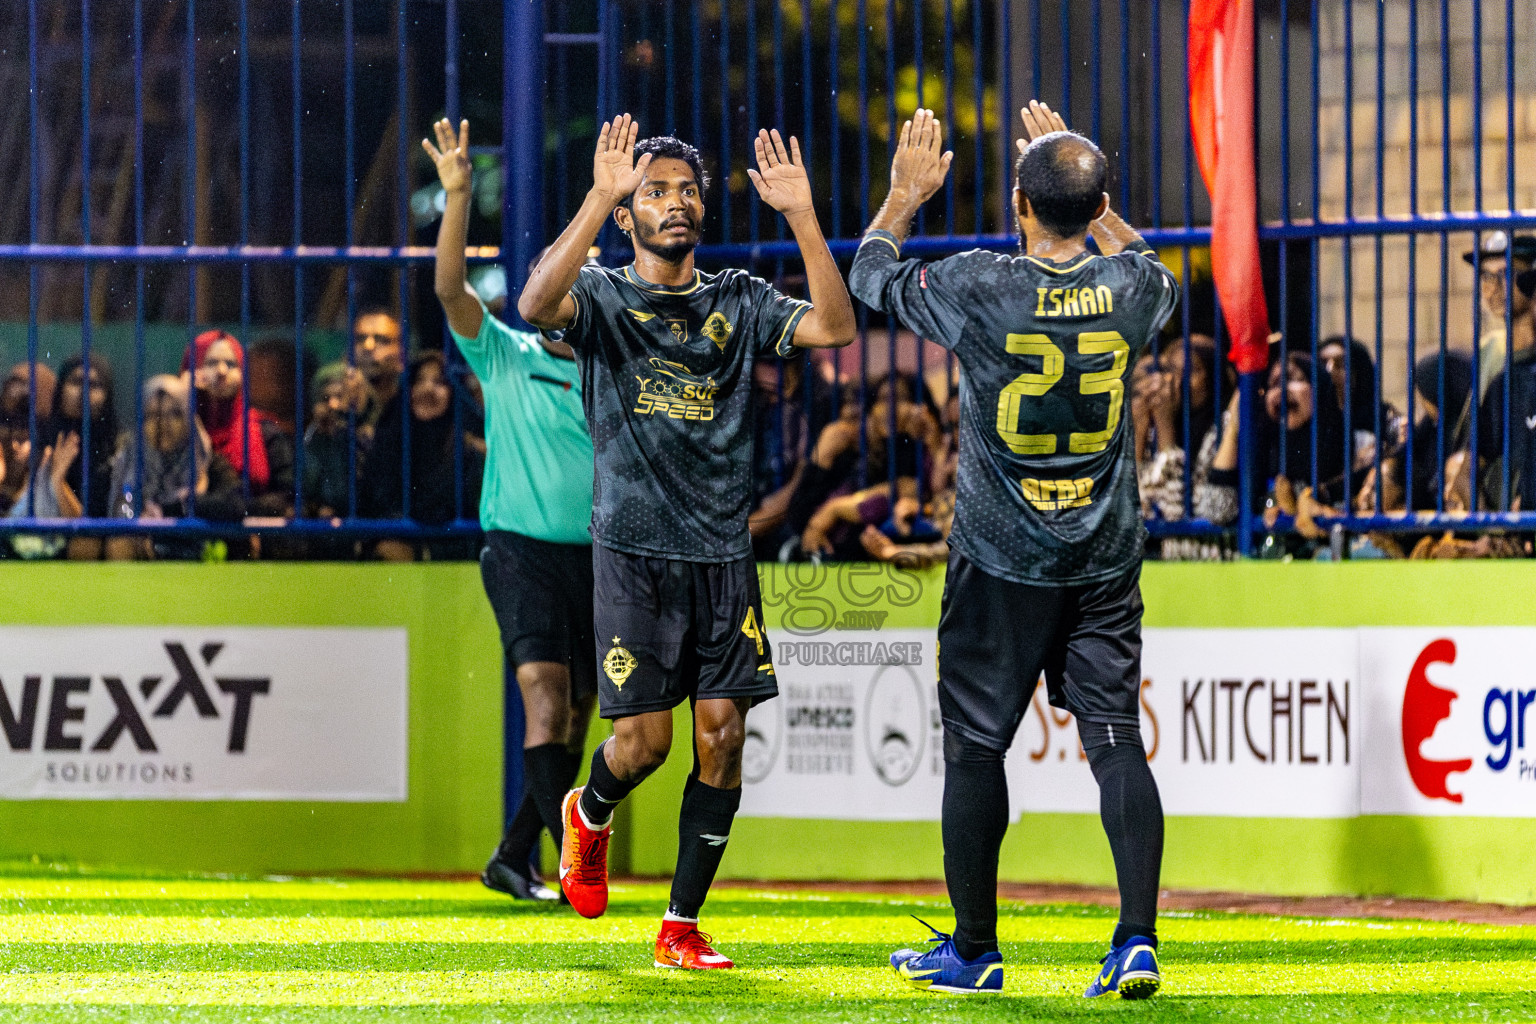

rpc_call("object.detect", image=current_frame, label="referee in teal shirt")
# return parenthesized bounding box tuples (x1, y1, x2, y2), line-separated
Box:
(426, 118, 596, 901)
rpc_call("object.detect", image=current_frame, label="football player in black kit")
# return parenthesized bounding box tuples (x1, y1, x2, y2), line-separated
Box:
(518, 114, 855, 968)
(851, 102, 1178, 998)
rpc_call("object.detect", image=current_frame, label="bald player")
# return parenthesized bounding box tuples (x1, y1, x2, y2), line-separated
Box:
(852, 103, 1177, 999)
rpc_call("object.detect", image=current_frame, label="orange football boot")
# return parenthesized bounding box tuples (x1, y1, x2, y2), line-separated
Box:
(655, 919, 735, 969)
(558, 788, 611, 919)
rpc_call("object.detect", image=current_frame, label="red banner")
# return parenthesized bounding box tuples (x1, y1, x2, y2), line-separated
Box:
(1189, 0, 1270, 374)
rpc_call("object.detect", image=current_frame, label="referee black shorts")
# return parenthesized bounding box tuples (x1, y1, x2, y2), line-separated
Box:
(592, 541, 778, 720)
(480, 530, 598, 701)
(937, 549, 1143, 754)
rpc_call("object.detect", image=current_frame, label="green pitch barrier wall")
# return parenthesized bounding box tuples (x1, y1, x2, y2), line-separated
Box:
(1, 560, 1534, 905)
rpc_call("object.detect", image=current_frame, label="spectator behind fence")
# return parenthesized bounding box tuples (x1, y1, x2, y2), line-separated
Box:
(1466, 232, 1536, 397)
(184, 331, 274, 493)
(5, 425, 82, 560)
(302, 363, 360, 518)
(50, 354, 119, 521)
(352, 306, 406, 415)
(748, 356, 839, 556)
(247, 334, 313, 435)
(1476, 292, 1536, 511)
(1202, 352, 1348, 531)
(1410, 351, 1473, 511)
(784, 372, 941, 558)
(1319, 335, 1389, 444)
(1137, 334, 1230, 521)
(360, 350, 483, 561)
(0, 362, 56, 511)
(104, 375, 245, 561)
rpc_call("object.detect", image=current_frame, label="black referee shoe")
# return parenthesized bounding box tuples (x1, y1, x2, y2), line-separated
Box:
(482, 855, 561, 902)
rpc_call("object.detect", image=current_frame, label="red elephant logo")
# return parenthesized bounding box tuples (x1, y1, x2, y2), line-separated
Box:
(1401, 638, 1473, 803)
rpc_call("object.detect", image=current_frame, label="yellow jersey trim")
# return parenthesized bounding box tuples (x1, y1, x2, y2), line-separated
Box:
(774, 302, 813, 357)
(623, 265, 704, 295)
(862, 234, 902, 255)
(1024, 253, 1098, 275)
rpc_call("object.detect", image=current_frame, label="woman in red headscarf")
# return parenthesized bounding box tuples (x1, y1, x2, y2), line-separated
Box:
(185, 330, 270, 491)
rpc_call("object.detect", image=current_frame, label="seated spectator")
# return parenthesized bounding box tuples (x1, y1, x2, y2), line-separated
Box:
(1129, 348, 1159, 471)
(246, 334, 312, 435)
(1466, 232, 1536, 396)
(0, 361, 56, 511)
(50, 354, 119, 520)
(1477, 303, 1536, 511)
(1138, 334, 1231, 523)
(352, 306, 406, 414)
(858, 445, 958, 571)
(785, 373, 941, 556)
(1203, 352, 1348, 529)
(749, 356, 840, 556)
(1318, 335, 1384, 436)
(360, 351, 483, 561)
(1409, 351, 1473, 511)
(104, 375, 245, 561)
(302, 363, 360, 518)
(5, 428, 82, 559)
(186, 330, 268, 490)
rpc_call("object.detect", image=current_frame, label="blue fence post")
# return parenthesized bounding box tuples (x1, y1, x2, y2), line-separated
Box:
(1237, 371, 1258, 557)
(500, 0, 547, 834)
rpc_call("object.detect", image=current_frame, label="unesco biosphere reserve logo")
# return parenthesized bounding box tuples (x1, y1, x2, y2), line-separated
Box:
(1401, 637, 1536, 801)
(864, 665, 926, 786)
(741, 701, 782, 786)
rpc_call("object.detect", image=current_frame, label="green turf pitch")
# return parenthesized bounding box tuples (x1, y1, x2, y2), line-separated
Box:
(0, 875, 1533, 1023)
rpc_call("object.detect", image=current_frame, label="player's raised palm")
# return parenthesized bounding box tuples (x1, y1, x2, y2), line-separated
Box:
(592, 113, 653, 205)
(1017, 99, 1070, 155)
(422, 118, 473, 195)
(889, 109, 954, 205)
(747, 129, 813, 217)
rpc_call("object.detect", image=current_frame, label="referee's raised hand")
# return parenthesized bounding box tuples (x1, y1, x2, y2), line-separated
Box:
(889, 108, 954, 206)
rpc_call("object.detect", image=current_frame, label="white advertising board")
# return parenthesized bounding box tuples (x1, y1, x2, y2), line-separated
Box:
(0, 627, 408, 801)
(744, 627, 1376, 821)
(1360, 627, 1536, 817)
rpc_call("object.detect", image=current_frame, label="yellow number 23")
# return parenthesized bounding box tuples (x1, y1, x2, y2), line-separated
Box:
(995, 330, 1129, 456)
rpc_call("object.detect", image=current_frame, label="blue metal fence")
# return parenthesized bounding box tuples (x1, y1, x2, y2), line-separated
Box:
(0, 1, 1529, 554)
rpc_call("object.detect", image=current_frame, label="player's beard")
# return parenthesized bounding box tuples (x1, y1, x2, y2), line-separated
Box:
(634, 215, 699, 263)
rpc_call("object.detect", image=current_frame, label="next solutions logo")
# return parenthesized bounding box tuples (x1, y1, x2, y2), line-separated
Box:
(0, 642, 270, 758)
(1402, 638, 1536, 803)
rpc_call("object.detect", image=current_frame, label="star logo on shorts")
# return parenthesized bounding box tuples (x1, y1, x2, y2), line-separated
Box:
(603, 637, 638, 688)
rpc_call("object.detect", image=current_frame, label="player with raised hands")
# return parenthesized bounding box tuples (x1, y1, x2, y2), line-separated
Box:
(851, 103, 1177, 998)
(519, 115, 854, 969)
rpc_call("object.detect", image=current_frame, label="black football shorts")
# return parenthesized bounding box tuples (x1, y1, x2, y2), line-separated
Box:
(592, 541, 778, 719)
(480, 530, 598, 701)
(937, 550, 1143, 753)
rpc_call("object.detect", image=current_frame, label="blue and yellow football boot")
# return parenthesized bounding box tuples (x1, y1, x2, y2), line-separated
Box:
(1083, 934, 1160, 999)
(889, 918, 1003, 995)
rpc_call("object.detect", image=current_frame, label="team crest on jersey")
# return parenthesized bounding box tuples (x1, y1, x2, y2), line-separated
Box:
(665, 318, 688, 343)
(626, 308, 656, 323)
(701, 312, 734, 350)
(603, 637, 638, 688)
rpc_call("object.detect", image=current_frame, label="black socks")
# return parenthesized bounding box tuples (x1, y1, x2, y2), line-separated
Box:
(578, 741, 640, 828)
(1084, 733, 1164, 949)
(667, 780, 742, 920)
(494, 789, 545, 867)
(496, 743, 579, 866)
(940, 737, 1009, 962)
